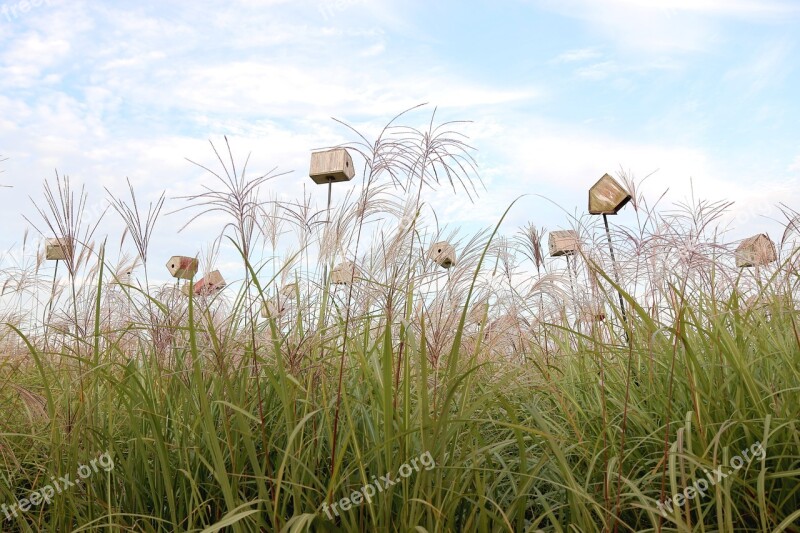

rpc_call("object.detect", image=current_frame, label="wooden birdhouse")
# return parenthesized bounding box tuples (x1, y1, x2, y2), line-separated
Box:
(735, 234, 777, 268)
(588, 173, 631, 215)
(166, 256, 199, 280)
(309, 148, 355, 184)
(111, 268, 133, 285)
(280, 283, 297, 297)
(549, 230, 579, 257)
(331, 261, 357, 285)
(467, 298, 489, 325)
(429, 241, 456, 269)
(45, 238, 73, 261)
(190, 270, 226, 296)
(260, 298, 285, 319)
(579, 303, 606, 323)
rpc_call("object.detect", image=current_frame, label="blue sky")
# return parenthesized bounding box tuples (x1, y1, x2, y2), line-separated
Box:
(1, 0, 799, 277)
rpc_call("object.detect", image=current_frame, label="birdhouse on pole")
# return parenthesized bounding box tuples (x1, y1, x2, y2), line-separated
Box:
(166, 256, 199, 280)
(184, 270, 226, 296)
(588, 174, 631, 215)
(735, 234, 777, 268)
(260, 298, 285, 319)
(467, 298, 490, 325)
(111, 268, 133, 286)
(578, 303, 607, 323)
(429, 241, 457, 269)
(45, 237, 73, 261)
(331, 261, 357, 285)
(280, 283, 297, 297)
(309, 148, 355, 184)
(589, 173, 631, 344)
(548, 230, 579, 257)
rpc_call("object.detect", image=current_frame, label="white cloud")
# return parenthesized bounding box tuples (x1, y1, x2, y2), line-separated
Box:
(0, 0, 797, 278)
(446, 116, 797, 241)
(83, 57, 538, 121)
(0, 31, 71, 87)
(606, 0, 797, 16)
(572, 57, 680, 81)
(535, 0, 798, 53)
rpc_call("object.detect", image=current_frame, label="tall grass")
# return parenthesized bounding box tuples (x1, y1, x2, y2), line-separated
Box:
(1, 107, 799, 531)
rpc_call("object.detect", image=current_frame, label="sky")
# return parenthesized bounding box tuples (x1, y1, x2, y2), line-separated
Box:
(1, 0, 799, 280)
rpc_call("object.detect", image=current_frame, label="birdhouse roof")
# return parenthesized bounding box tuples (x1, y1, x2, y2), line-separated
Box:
(588, 173, 631, 215)
(280, 282, 297, 296)
(333, 260, 356, 269)
(331, 261, 358, 285)
(736, 233, 772, 251)
(192, 270, 226, 296)
(429, 241, 454, 252)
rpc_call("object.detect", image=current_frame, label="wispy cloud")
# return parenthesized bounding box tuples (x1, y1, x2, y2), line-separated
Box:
(573, 57, 680, 80)
(724, 40, 794, 96)
(608, 0, 798, 17)
(534, 0, 798, 53)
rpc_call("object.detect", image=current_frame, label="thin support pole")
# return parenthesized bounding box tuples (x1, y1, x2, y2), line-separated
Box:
(603, 214, 629, 345)
(566, 253, 580, 345)
(566, 254, 577, 308)
(323, 178, 333, 285)
(44, 259, 59, 335)
(754, 263, 763, 292)
(537, 267, 549, 364)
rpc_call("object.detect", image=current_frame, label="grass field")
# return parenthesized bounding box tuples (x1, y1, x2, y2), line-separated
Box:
(1, 111, 799, 531)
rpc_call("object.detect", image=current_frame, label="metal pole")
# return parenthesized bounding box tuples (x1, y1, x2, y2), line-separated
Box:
(44, 259, 59, 337)
(603, 214, 629, 344)
(323, 178, 333, 285)
(566, 253, 580, 341)
(566, 254, 577, 305)
(327, 179, 333, 218)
